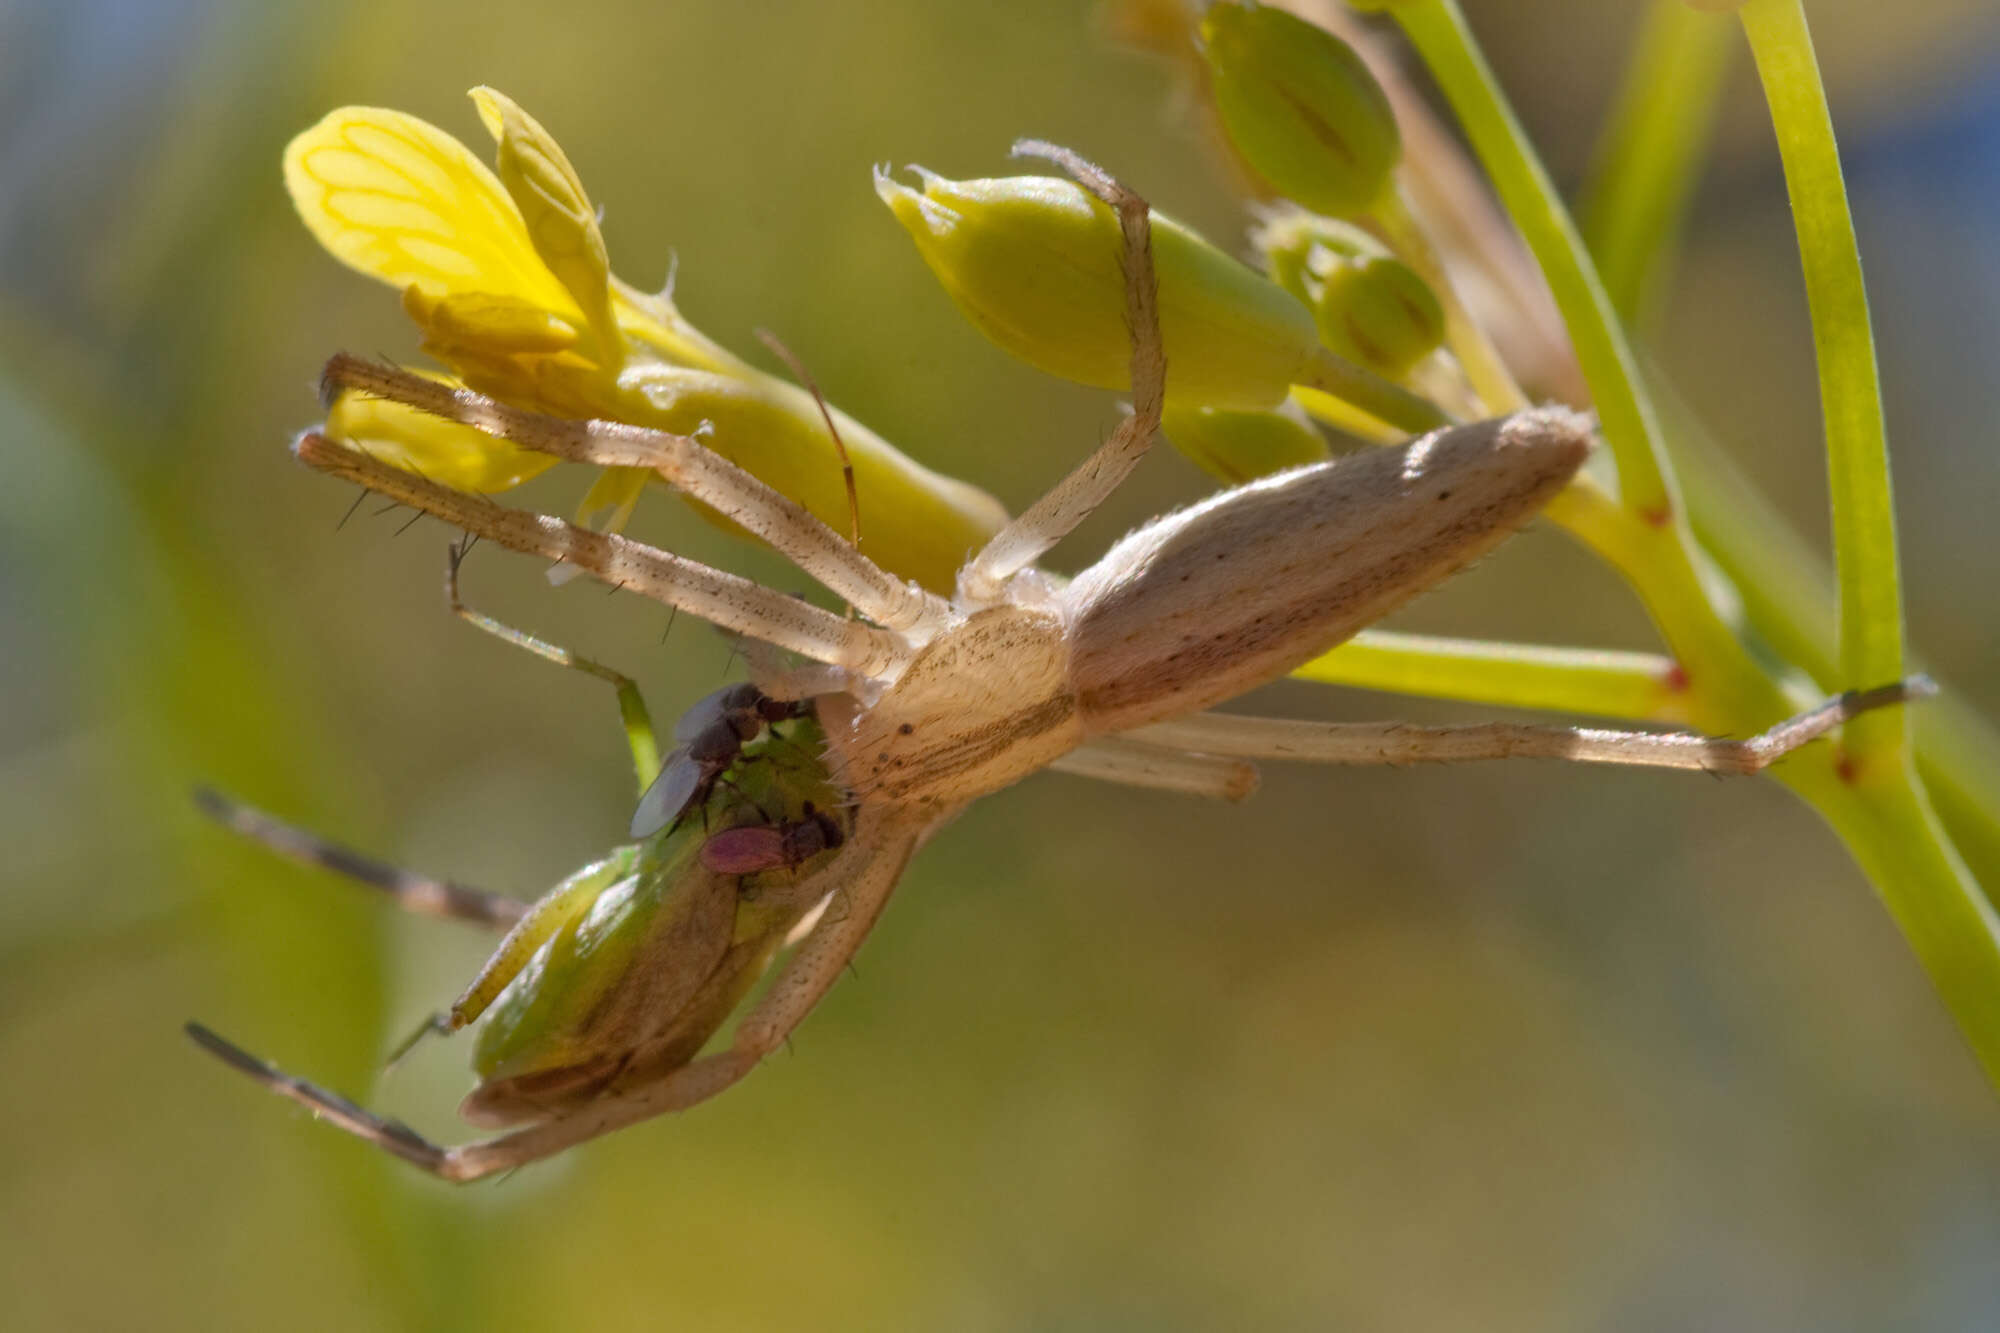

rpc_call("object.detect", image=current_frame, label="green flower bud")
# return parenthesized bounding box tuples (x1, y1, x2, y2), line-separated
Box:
(879, 167, 1322, 409)
(1312, 252, 1445, 379)
(1163, 403, 1331, 484)
(1250, 208, 1376, 304)
(1250, 209, 1444, 380)
(1201, 3, 1400, 220)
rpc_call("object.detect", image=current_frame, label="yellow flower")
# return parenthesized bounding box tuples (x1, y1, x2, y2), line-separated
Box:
(285, 90, 1004, 591)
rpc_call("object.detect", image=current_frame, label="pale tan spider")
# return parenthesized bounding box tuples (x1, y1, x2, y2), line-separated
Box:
(204, 142, 1923, 1180)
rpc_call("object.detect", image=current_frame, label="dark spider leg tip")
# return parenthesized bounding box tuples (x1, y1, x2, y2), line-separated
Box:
(190, 784, 234, 823)
(184, 1021, 281, 1081)
(187, 1023, 444, 1165)
(318, 352, 361, 410)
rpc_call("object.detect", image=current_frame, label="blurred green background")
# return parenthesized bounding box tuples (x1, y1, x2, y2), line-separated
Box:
(5, 1, 2000, 1328)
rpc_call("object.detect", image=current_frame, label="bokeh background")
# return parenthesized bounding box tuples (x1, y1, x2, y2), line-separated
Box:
(5, 1, 2000, 1328)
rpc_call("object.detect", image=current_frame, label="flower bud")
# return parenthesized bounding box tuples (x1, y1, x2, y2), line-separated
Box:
(879, 167, 1322, 409)
(1163, 403, 1330, 484)
(1251, 209, 1444, 380)
(1313, 252, 1445, 379)
(1250, 208, 1374, 304)
(1201, 3, 1400, 219)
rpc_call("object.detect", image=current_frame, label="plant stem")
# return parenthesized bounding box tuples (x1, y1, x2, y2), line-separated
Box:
(1390, 0, 1675, 525)
(1298, 347, 1453, 433)
(1577, 0, 1736, 325)
(1369, 0, 2000, 1086)
(1783, 758, 2000, 1090)
(1300, 630, 1685, 721)
(1739, 0, 1908, 765)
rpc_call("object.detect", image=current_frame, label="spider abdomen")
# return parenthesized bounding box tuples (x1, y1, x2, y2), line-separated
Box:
(1064, 410, 1592, 734)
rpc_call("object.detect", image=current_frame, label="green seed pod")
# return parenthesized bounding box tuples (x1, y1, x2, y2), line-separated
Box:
(1163, 403, 1331, 484)
(1312, 252, 1446, 379)
(879, 167, 1323, 409)
(466, 714, 844, 1114)
(465, 834, 727, 1103)
(452, 846, 643, 1041)
(1201, 3, 1401, 220)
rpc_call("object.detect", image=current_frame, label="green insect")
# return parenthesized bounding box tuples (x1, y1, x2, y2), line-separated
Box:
(188, 542, 849, 1179)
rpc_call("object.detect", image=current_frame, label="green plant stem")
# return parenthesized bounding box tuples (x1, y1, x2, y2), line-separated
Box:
(1299, 630, 1684, 721)
(1785, 757, 2000, 1091)
(1290, 386, 1409, 444)
(1374, 0, 2000, 1086)
(1299, 346, 1454, 432)
(1577, 1, 1736, 325)
(1389, 0, 1675, 525)
(1657, 376, 2000, 898)
(1739, 0, 1908, 764)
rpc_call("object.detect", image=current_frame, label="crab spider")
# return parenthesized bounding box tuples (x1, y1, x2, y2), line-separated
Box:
(204, 142, 1927, 1179)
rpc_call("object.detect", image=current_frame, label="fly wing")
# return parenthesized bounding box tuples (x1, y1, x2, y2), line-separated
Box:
(630, 748, 701, 839)
(672, 682, 757, 743)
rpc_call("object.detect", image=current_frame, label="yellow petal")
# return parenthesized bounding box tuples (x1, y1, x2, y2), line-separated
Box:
(574, 464, 650, 533)
(403, 286, 579, 354)
(610, 277, 743, 377)
(326, 377, 560, 492)
(470, 88, 619, 348)
(285, 106, 580, 318)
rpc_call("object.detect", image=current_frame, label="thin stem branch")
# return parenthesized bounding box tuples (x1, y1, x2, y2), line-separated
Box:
(1577, 1, 1736, 325)
(1296, 629, 1685, 723)
(1739, 0, 1908, 765)
(1390, 0, 1676, 524)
